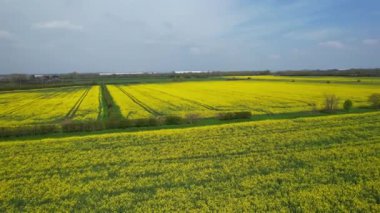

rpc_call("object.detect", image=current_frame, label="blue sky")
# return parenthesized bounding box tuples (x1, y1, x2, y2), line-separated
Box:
(0, 0, 379, 73)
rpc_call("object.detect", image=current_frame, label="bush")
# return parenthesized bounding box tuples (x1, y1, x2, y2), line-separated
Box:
(217, 112, 234, 120)
(62, 120, 104, 132)
(217, 111, 252, 120)
(164, 115, 184, 125)
(185, 113, 200, 124)
(133, 117, 164, 127)
(0, 124, 60, 138)
(234, 111, 252, 119)
(323, 94, 339, 113)
(368, 93, 380, 108)
(343, 100, 353, 111)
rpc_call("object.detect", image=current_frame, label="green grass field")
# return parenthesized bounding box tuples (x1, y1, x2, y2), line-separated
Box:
(1, 112, 379, 211)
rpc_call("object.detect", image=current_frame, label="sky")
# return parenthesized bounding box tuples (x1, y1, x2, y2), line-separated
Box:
(0, 0, 380, 74)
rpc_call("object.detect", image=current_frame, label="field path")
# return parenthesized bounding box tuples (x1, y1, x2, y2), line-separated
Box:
(65, 87, 91, 119)
(117, 86, 162, 116)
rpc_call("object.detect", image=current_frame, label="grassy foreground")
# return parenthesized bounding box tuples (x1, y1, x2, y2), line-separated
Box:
(0, 112, 379, 211)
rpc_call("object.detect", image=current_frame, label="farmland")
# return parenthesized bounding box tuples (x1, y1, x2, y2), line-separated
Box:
(226, 75, 380, 84)
(1, 78, 379, 128)
(0, 111, 379, 211)
(0, 76, 379, 211)
(110, 80, 380, 119)
(0, 86, 98, 127)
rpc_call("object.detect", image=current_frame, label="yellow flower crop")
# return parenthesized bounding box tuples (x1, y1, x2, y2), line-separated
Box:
(73, 86, 101, 121)
(0, 86, 89, 127)
(0, 112, 379, 211)
(109, 80, 380, 118)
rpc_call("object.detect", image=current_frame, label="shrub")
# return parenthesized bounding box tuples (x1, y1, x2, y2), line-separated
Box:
(368, 93, 380, 108)
(133, 118, 150, 127)
(0, 124, 60, 138)
(234, 111, 252, 119)
(343, 99, 353, 111)
(217, 112, 233, 120)
(164, 115, 184, 125)
(217, 111, 252, 120)
(133, 117, 164, 127)
(104, 119, 121, 129)
(62, 120, 104, 132)
(323, 94, 339, 113)
(146, 117, 164, 126)
(185, 113, 200, 124)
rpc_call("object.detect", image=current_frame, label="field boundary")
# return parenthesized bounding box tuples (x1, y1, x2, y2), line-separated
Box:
(117, 86, 162, 116)
(0, 109, 378, 140)
(98, 86, 105, 120)
(100, 84, 122, 119)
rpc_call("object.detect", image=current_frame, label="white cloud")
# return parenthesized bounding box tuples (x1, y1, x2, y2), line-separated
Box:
(33, 20, 83, 30)
(319, 41, 344, 49)
(363, 39, 379, 45)
(0, 30, 12, 39)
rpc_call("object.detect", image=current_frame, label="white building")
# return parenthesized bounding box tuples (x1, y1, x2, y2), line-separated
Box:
(174, 71, 208, 74)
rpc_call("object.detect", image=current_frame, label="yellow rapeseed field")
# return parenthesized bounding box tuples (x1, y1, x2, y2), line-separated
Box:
(109, 80, 380, 118)
(0, 112, 379, 211)
(0, 87, 84, 127)
(73, 86, 101, 121)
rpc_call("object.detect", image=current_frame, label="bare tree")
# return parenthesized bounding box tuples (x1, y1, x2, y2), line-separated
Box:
(185, 113, 200, 124)
(324, 94, 339, 112)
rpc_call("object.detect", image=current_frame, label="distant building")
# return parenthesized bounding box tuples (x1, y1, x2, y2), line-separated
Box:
(99, 72, 145, 76)
(174, 71, 208, 74)
(32, 74, 60, 81)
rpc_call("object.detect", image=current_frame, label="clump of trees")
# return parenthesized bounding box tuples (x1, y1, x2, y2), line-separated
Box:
(343, 100, 353, 111)
(368, 93, 380, 108)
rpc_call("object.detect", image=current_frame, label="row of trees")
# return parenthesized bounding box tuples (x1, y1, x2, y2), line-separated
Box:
(323, 93, 380, 112)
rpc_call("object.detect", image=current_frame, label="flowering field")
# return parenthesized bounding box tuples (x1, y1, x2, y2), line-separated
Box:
(0, 111, 379, 211)
(1, 80, 379, 128)
(225, 75, 380, 84)
(109, 80, 380, 118)
(0, 86, 100, 127)
(73, 86, 101, 121)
